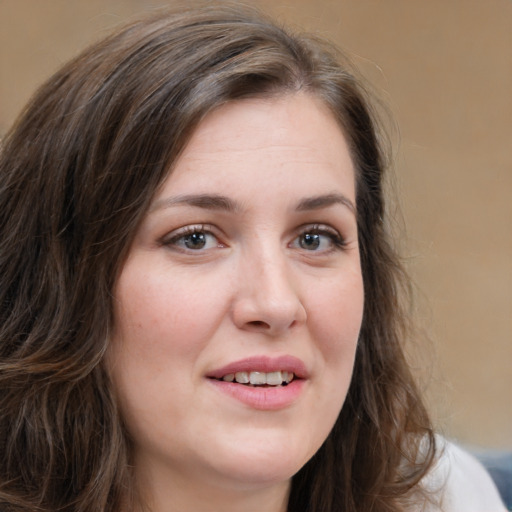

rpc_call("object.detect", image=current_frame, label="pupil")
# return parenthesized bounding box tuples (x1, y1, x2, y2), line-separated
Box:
(301, 233, 320, 250)
(185, 232, 206, 249)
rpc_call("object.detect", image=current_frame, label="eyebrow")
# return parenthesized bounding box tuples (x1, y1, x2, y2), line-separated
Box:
(150, 194, 240, 213)
(296, 193, 356, 214)
(151, 192, 355, 214)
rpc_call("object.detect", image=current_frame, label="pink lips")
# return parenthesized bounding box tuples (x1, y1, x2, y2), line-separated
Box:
(207, 355, 308, 380)
(206, 355, 308, 411)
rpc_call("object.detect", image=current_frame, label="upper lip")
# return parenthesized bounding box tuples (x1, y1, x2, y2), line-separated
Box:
(206, 355, 309, 380)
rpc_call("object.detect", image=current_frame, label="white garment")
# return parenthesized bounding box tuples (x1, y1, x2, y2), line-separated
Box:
(424, 439, 507, 511)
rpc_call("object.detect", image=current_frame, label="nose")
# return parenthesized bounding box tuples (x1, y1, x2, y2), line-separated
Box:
(231, 246, 307, 336)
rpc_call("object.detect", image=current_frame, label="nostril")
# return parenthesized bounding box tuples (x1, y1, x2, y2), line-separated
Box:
(248, 320, 270, 329)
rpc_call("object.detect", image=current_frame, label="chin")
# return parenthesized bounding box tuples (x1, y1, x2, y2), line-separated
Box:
(202, 431, 317, 488)
(209, 458, 301, 490)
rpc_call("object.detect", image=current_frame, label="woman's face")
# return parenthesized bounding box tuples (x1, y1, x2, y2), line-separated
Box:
(108, 94, 364, 498)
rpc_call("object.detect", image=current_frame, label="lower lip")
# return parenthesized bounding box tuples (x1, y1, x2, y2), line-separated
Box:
(208, 379, 305, 410)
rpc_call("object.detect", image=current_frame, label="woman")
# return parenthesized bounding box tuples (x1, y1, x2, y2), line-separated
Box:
(0, 5, 505, 512)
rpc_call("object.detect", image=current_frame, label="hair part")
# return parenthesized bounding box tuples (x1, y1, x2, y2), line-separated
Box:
(0, 4, 435, 511)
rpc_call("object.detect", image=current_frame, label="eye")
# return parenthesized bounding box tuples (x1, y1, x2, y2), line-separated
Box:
(162, 225, 223, 252)
(291, 225, 345, 252)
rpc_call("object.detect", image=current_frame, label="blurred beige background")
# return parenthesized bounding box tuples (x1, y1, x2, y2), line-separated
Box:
(1, 0, 510, 449)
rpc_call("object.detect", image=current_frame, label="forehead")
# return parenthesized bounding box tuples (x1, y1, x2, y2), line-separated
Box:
(163, 93, 356, 201)
(189, 93, 345, 151)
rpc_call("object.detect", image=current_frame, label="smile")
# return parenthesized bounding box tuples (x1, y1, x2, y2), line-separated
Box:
(217, 371, 295, 386)
(206, 355, 308, 410)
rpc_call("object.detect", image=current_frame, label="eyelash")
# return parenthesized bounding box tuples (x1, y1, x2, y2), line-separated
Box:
(292, 224, 346, 252)
(160, 223, 346, 253)
(161, 224, 223, 252)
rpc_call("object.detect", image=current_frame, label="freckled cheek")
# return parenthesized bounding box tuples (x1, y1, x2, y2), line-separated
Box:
(113, 271, 226, 362)
(306, 278, 364, 359)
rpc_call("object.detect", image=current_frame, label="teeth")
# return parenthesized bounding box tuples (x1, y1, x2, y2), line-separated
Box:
(249, 371, 266, 385)
(266, 371, 283, 386)
(282, 371, 293, 384)
(234, 372, 249, 384)
(222, 371, 295, 386)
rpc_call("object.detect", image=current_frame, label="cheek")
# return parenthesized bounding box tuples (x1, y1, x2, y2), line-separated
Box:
(299, 273, 363, 456)
(111, 262, 225, 364)
(107, 263, 227, 441)
(309, 272, 364, 359)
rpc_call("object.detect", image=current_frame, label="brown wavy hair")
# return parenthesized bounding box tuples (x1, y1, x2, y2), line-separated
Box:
(0, 4, 435, 511)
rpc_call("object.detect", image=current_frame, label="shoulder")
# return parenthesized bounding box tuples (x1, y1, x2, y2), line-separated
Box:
(421, 437, 507, 512)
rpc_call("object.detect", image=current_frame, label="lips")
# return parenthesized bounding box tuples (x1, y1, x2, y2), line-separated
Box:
(206, 355, 308, 410)
(206, 355, 308, 381)
(220, 370, 294, 386)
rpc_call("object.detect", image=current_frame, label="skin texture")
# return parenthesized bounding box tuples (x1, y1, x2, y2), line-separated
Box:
(107, 93, 364, 512)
